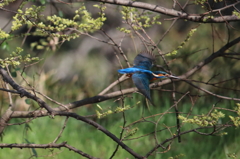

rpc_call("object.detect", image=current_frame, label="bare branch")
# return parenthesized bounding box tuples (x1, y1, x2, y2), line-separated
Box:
(145, 125, 231, 157)
(203, 1, 240, 15)
(0, 67, 54, 114)
(0, 88, 19, 94)
(167, 36, 240, 79)
(0, 108, 13, 134)
(183, 79, 240, 102)
(82, 0, 240, 23)
(56, 112, 145, 159)
(0, 142, 99, 159)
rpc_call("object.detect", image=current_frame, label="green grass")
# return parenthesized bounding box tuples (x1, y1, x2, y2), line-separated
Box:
(1, 95, 240, 159)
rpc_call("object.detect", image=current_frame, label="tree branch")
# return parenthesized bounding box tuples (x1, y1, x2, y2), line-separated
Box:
(145, 125, 231, 157)
(0, 107, 13, 134)
(56, 112, 145, 159)
(0, 142, 99, 159)
(160, 36, 240, 80)
(2, 37, 240, 118)
(83, 0, 240, 23)
(0, 67, 54, 114)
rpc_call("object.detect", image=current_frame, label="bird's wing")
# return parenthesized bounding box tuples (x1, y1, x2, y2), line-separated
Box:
(118, 68, 154, 74)
(132, 73, 154, 105)
(133, 51, 155, 70)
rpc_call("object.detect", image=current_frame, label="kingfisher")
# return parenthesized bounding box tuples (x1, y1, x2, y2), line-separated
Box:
(118, 51, 178, 105)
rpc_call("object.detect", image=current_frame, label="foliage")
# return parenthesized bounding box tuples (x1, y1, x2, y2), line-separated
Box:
(233, 10, 240, 18)
(229, 103, 240, 127)
(179, 109, 225, 127)
(0, 0, 240, 159)
(0, 47, 39, 67)
(0, 0, 17, 8)
(167, 28, 197, 56)
(118, 6, 161, 34)
(0, 29, 10, 39)
(10, 2, 106, 51)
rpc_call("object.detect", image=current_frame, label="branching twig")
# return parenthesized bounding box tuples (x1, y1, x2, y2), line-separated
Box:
(145, 125, 230, 157)
(56, 111, 145, 159)
(0, 66, 54, 114)
(82, 0, 240, 23)
(0, 142, 99, 159)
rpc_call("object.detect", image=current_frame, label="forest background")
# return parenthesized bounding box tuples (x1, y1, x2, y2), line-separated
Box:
(0, 0, 240, 158)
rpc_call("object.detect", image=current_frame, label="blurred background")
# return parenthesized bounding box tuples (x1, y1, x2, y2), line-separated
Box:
(0, 0, 240, 158)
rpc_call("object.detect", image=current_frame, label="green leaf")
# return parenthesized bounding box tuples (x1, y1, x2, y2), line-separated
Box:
(25, 138, 31, 144)
(25, 123, 32, 132)
(25, 99, 31, 105)
(40, 0, 46, 5)
(1, 41, 10, 51)
(31, 147, 38, 157)
(25, 139, 38, 156)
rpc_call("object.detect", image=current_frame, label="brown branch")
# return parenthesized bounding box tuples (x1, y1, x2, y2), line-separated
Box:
(7, 77, 175, 118)
(0, 88, 19, 94)
(0, 68, 144, 158)
(0, 108, 13, 135)
(2, 37, 240, 118)
(98, 75, 129, 95)
(0, 142, 99, 159)
(0, 69, 144, 158)
(82, 0, 240, 23)
(64, 144, 100, 159)
(203, 1, 240, 15)
(0, 66, 54, 114)
(0, 86, 144, 158)
(223, 52, 240, 56)
(0, 142, 68, 148)
(183, 79, 240, 102)
(56, 111, 145, 159)
(100, 29, 131, 67)
(166, 36, 240, 79)
(145, 125, 231, 157)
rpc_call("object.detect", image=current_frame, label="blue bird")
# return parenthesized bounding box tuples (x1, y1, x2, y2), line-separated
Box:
(118, 52, 178, 105)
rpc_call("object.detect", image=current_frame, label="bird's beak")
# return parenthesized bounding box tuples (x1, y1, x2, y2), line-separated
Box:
(166, 74, 179, 79)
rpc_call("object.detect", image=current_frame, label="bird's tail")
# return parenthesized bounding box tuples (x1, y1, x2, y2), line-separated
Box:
(147, 98, 156, 106)
(142, 95, 155, 106)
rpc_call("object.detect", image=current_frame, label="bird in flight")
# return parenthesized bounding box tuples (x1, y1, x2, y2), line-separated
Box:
(118, 51, 178, 105)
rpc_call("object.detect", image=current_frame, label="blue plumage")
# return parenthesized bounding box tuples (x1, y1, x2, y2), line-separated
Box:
(133, 52, 155, 70)
(118, 68, 154, 75)
(118, 51, 178, 105)
(132, 73, 153, 104)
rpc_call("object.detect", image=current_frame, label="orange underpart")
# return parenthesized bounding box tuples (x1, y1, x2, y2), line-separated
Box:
(150, 74, 164, 82)
(150, 77, 158, 82)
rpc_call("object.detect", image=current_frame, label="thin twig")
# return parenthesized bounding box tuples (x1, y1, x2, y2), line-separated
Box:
(52, 117, 69, 143)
